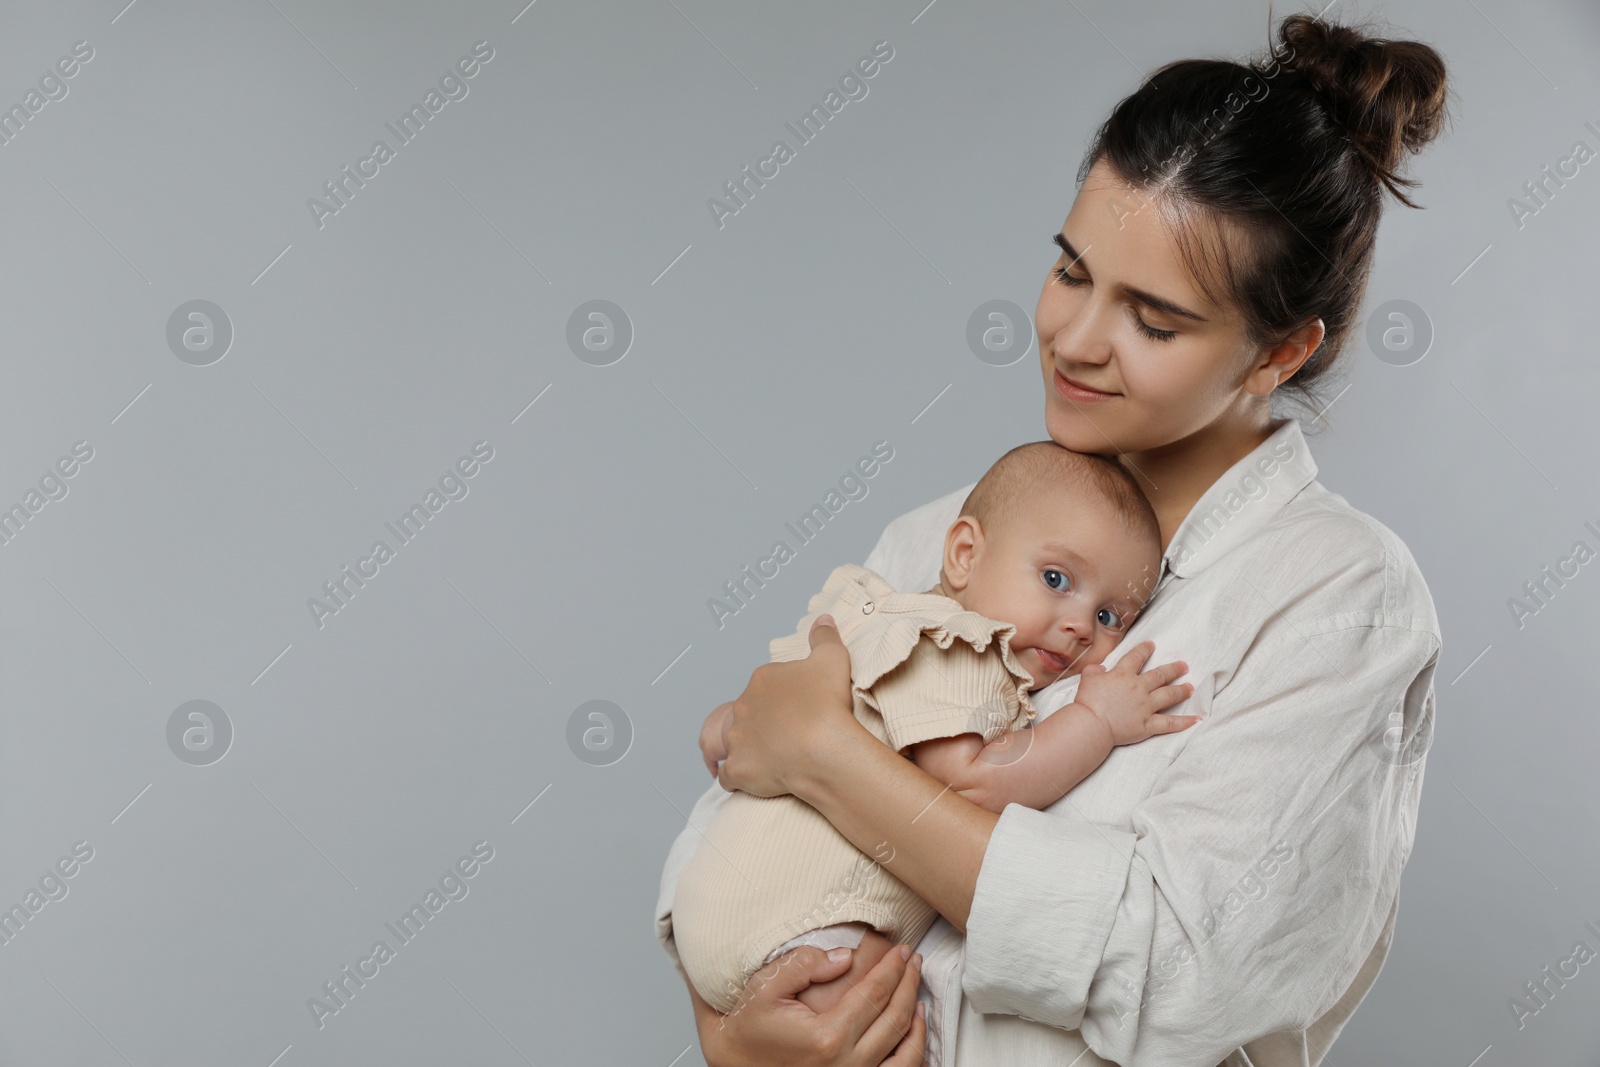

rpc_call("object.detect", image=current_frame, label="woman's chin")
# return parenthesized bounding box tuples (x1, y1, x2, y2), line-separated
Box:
(1044, 406, 1125, 455)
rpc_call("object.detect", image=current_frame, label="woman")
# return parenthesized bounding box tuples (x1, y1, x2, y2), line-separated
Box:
(655, 13, 1450, 1065)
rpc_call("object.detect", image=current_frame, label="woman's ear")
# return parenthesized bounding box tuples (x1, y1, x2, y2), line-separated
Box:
(1246, 318, 1324, 395)
(942, 516, 982, 592)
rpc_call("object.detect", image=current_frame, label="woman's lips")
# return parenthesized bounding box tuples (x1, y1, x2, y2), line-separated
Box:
(1054, 369, 1118, 402)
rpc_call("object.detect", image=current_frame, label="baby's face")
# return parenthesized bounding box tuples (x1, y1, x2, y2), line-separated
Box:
(947, 492, 1159, 691)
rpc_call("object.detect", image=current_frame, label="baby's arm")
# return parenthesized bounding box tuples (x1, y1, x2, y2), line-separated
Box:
(909, 641, 1197, 813)
(910, 703, 1118, 813)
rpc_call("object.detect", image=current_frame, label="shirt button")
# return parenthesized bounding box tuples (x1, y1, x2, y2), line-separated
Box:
(861, 601, 875, 615)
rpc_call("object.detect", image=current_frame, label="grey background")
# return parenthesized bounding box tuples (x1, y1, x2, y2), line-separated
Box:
(0, 0, 1595, 1063)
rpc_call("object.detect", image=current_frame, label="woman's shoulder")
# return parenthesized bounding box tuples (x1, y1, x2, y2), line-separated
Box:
(1266, 479, 1440, 636)
(861, 481, 977, 591)
(882, 481, 976, 540)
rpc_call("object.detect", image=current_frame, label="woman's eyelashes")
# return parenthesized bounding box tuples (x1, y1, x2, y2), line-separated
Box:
(1125, 306, 1177, 343)
(1051, 263, 1082, 287)
(1049, 262, 1178, 344)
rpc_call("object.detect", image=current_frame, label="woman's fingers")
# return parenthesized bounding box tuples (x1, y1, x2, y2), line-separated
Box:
(878, 1001, 927, 1066)
(717, 614, 858, 799)
(849, 947, 922, 1060)
(808, 613, 852, 670)
(747, 945, 856, 1006)
(819, 943, 909, 1047)
(699, 702, 734, 778)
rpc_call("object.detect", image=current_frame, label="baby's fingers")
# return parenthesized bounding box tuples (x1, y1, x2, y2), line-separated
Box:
(1150, 712, 1201, 734)
(1141, 660, 1189, 687)
(1151, 680, 1195, 709)
(1111, 640, 1156, 674)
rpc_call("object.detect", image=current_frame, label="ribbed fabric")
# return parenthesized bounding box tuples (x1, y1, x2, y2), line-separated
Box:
(673, 563, 1036, 1013)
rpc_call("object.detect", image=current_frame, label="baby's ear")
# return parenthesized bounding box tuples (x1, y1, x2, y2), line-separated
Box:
(942, 516, 981, 590)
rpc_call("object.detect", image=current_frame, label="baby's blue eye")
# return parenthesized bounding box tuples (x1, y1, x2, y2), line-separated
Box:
(1042, 569, 1070, 592)
(1097, 607, 1124, 629)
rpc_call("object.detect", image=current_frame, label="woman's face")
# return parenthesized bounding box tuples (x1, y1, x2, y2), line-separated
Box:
(1037, 159, 1260, 457)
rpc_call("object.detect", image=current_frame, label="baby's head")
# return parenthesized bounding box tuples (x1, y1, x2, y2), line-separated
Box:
(936, 441, 1162, 691)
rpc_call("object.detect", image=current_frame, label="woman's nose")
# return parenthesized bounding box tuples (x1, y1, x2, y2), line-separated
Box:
(1051, 304, 1114, 366)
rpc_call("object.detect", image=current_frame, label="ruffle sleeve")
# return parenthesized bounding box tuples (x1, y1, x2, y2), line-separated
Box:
(770, 563, 1037, 753)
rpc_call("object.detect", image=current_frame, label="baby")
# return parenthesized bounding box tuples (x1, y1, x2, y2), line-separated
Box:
(672, 439, 1196, 1031)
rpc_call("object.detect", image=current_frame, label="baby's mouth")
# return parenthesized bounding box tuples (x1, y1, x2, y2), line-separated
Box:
(1034, 647, 1074, 675)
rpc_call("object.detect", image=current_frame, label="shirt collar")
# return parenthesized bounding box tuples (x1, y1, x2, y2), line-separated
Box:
(1162, 418, 1319, 580)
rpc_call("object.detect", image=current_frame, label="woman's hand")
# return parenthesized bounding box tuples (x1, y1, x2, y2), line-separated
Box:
(699, 701, 736, 779)
(719, 615, 860, 800)
(691, 941, 927, 1067)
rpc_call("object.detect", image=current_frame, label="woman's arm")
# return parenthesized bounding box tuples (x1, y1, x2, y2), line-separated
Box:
(717, 615, 1000, 931)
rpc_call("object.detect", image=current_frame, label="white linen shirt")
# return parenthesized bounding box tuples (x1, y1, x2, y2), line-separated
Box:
(654, 418, 1442, 1066)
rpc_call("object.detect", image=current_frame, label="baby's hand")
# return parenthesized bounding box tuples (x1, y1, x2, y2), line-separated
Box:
(1073, 640, 1198, 746)
(698, 701, 736, 778)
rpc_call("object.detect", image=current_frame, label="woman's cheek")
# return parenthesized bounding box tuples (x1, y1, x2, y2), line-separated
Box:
(1125, 352, 1203, 425)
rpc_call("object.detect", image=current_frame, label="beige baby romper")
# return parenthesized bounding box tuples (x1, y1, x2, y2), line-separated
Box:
(672, 562, 1038, 1013)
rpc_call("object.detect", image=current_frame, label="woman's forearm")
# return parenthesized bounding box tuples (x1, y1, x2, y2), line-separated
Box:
(794, 717, 998, 932)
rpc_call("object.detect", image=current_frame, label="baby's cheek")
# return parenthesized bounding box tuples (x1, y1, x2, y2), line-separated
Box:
(1087, 634, 1118, 665)
(1019, 646, 1047, 672)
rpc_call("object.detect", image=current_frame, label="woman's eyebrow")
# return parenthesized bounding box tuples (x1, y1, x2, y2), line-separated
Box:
(1054, 232, 1209, 323)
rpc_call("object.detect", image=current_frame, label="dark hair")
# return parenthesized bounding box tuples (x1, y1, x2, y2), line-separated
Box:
(1077, 13, 1451, 418)
(959, 440, 1161, 553)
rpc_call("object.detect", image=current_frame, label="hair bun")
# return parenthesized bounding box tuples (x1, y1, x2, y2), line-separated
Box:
(1270, 13, 1449, 207)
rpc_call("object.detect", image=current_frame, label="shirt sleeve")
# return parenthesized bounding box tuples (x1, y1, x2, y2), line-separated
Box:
(959, 610, 1440, 1066)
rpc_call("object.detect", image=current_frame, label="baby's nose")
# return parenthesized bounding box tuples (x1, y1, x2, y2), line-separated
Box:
(1061, 608, 1097, 640)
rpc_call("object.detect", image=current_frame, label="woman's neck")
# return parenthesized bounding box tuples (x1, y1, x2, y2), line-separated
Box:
(1118, 414, 1284, 554)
